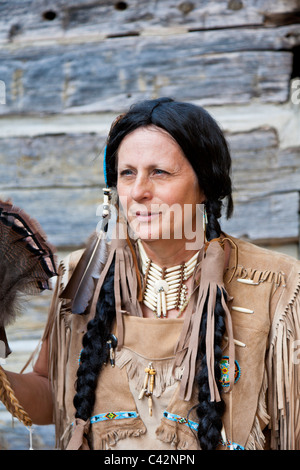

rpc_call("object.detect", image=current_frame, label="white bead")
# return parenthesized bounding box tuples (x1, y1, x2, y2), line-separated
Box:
(232, 306, 254, 314)
(157, 292, 162, 317)
(237, 278, 259, 285)
(161, 291, 167, 316)
(164, 273, 182, 282)
(143, 299, 156, 311)
(165, 265, 182, 273)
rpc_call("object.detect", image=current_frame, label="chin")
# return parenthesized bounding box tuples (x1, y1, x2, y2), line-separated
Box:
(133, 230, 161, 242)
(127, 219, 160, 241)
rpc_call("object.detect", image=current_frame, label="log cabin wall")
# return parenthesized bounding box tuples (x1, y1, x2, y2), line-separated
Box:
(0, 0, 299, 256)
(1, 2, 299, 449)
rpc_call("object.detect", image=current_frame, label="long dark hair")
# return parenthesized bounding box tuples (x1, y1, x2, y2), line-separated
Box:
(73, 97, 233, 449)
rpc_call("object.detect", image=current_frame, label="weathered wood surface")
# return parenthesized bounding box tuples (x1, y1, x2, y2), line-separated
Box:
(0, 26, 297, 115)
(0, 0, 298, 249)
(0, 186, 102, 248)
(221, 191, 299, 241)
(0, 0, 299, 451)
(0, 133, 105, 188)
(0, 0, 299, 44)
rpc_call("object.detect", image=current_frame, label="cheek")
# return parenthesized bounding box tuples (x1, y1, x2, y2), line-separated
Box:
(117, 180, 129, 200)
(188, 172, 204, 204)
(117, 183, 129, 215)
(176, 178, 203, 206)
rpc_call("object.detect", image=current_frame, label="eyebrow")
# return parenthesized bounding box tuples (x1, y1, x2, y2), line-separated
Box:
(117, 163, 165, 171)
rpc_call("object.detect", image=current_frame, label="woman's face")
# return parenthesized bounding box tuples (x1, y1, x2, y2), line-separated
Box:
(116, 126, 205, 248)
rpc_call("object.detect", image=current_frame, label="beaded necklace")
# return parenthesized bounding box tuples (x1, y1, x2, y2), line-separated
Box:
(138, 239, 199, 318)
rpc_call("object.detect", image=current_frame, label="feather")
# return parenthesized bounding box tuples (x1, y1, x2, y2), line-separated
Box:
(60, 188, 113, 315)
(60, 225, 109, 315)
(0, 199, 57, 330)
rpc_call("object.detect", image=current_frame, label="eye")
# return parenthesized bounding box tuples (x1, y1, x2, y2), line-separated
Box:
(119, 168, 134, 177)
(153, 168, 169, 175)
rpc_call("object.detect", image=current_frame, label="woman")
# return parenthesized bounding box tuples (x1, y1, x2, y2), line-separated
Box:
(2, 97, 300, 450)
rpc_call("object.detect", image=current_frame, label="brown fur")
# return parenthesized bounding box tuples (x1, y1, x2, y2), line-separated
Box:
(0, 199, 57, 328)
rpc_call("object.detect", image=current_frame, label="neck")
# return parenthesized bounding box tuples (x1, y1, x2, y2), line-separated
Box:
(138, 238, 200, 268)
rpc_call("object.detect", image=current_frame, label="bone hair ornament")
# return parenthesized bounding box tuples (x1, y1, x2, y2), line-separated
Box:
(138, 239, 199, 318)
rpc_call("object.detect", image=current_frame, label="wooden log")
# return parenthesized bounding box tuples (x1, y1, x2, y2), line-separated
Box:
(0, 0, 299, 44)
(221, 191, 299, 241)
(227, 128, 300, 195)
(0, 34, 293, 115)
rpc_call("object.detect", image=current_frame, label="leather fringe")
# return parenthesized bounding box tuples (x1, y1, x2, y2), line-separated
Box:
(155, 418, 198, 450)
(245, 369, 269, 450)
(44, 256, 72, 449)
(175, 239, 235, 403)
(245, 416, 266, 450)
(267, 270, 300, 449)
(95, 426, 147, 450)
(66, 418, 90, 450)
(228, 265, 287, 291)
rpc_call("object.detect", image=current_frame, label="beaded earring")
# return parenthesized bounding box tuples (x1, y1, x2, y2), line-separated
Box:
(101, 145, 112, 231)
(203, 204, 208, 238)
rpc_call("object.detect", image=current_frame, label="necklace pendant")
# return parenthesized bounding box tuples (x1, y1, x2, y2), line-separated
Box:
(154, 279, 169, 294)
(161, 290, 167, 317)
(155, 281, 168, 318)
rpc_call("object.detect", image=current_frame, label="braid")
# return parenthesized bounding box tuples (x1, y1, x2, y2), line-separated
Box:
(195, 199, 226, 450)
(205, 199, 222, 242)
(73, 257, 116, 422)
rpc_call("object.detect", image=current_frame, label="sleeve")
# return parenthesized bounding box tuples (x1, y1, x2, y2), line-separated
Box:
(0, 253, 72, 427)
(2, 342, 53, 425)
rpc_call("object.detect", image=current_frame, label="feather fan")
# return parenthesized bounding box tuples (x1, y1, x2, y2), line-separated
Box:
(0, 199, 57, 354)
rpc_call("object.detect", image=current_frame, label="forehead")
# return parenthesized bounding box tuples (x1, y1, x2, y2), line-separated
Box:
(117, 126, 185, 163)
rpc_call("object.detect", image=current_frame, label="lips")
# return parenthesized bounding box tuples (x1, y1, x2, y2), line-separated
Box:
(135, 211, 160, 222)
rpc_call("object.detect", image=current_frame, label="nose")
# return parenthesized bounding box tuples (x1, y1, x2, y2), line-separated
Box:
(131, 174, 152, 202)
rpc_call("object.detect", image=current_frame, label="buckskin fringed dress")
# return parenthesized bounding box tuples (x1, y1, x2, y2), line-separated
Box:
(35, 233, 300, 450)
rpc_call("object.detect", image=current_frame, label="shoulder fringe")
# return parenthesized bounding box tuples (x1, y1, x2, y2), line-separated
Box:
(115, 348, 183, 398)
(266, 270, 300, 450)
(230, 265, 286, 289)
